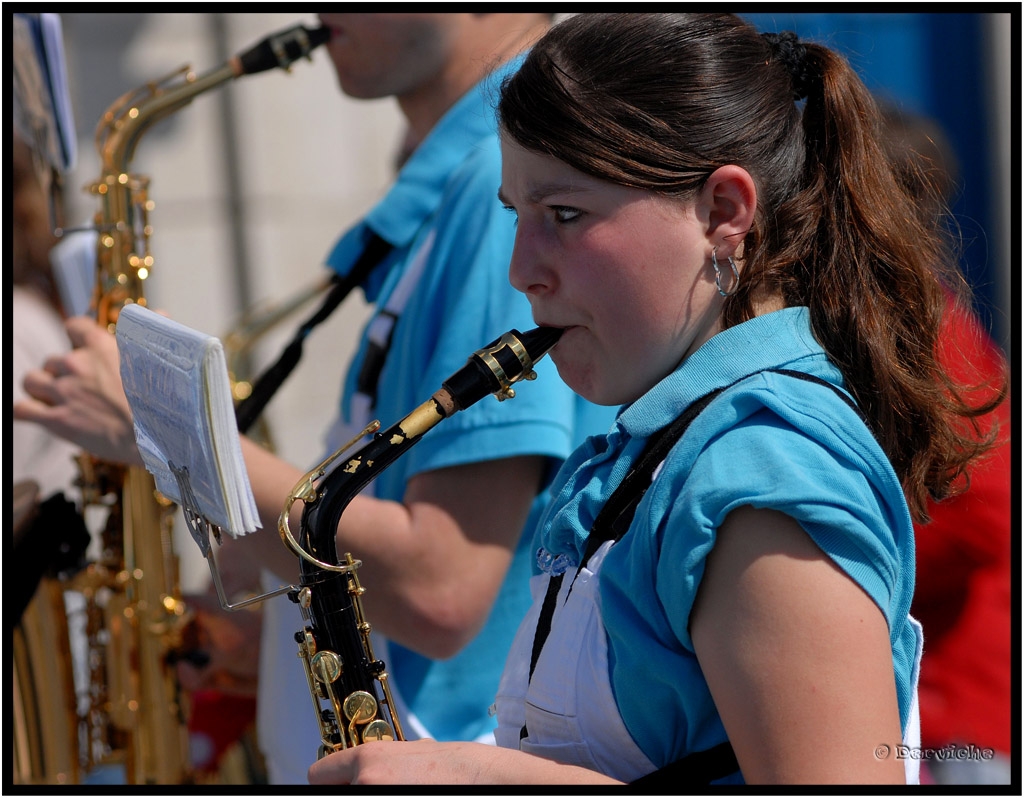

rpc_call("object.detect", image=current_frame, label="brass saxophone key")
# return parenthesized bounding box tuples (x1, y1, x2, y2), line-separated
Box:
(361, 719, 395, 743)
(310, 650, 342, 685)
(343, 690, 379, 748)
(343, 690, 378, 724)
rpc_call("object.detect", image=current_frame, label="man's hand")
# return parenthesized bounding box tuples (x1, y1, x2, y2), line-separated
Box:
(14, 316, 143, 465)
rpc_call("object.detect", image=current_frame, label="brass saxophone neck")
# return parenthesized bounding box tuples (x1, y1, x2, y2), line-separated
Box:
(90, 23, 332, 329)
(97, 24, 332, 169)
(223, 274, 334, 403)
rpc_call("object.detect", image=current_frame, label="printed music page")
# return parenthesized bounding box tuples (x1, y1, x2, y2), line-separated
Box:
(115, 303, 259, 536)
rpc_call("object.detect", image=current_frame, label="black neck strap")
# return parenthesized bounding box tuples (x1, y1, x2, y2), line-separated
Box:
(234, 233, 393, 434)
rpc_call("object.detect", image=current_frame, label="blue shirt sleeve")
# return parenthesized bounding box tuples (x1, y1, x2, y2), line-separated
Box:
(656, 408, 901, 652)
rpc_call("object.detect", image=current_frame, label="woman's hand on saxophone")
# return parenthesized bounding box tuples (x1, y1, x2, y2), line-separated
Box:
(14, 315, 144, 466)
(306, 739, 623, 786)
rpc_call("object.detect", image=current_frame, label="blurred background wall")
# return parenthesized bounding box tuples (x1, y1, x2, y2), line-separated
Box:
(49, 12, 1013, 589)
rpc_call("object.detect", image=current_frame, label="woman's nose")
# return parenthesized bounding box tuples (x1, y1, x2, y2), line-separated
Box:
(508, 230, 552, 297)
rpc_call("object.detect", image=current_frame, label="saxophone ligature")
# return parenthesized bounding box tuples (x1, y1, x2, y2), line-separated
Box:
(14, 20, 331, 786)
(266, 327, 561, 757)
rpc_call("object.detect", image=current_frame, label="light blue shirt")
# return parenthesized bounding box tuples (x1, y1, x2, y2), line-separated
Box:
(534, 308, 917, 774)
(321, 56, 615, 743)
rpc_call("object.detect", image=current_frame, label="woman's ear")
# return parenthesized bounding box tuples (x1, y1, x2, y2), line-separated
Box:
(699, 165, 756, 257)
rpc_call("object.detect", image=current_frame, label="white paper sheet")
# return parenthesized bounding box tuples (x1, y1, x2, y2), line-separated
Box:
(115, 303, 260, 537)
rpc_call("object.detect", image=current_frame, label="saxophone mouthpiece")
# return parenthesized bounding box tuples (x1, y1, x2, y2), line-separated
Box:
(440, 326, 564, 412)
(235, 24, 332, 76)
(517, 326, 565, 363)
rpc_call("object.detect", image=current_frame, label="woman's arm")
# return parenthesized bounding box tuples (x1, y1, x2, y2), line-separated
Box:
(690, 505, 906, 784)
(241, 436, 547, 658)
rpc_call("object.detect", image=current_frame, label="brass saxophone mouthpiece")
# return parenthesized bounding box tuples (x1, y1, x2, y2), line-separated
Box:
(233, 24, 331, 76)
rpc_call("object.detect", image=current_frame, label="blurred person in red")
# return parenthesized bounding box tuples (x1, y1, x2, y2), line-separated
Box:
(881, 105, 1011, 785)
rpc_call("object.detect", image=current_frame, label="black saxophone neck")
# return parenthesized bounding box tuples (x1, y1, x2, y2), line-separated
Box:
(298, 326, 563, 567)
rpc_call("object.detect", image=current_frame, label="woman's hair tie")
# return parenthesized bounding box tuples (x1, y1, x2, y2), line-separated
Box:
(762, 30, 813, 101)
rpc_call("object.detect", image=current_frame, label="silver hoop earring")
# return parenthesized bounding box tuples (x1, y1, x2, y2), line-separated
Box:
(711, 247, 741, 298)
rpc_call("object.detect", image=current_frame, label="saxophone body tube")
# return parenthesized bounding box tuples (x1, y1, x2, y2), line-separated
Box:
(293, 557, 397, 752)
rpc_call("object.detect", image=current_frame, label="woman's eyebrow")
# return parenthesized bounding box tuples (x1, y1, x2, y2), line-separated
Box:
(497, 182, 593, 206)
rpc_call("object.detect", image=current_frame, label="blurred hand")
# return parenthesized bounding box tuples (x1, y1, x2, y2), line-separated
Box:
(14, 316, 143, 465)
(177, 591, 262, 698)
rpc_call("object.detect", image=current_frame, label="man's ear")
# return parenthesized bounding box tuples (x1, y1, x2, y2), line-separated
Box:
(699, 165, 756, 257)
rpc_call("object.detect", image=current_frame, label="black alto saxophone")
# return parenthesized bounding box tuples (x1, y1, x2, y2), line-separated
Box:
(12, 21, 331, 786)
(277, 327, 564, 756)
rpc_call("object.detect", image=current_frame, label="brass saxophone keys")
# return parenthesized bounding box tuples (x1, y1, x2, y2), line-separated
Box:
(361, 719, 396, 742)
(309, 654, 396, 746)
(343, 691, 395, 744)
(343, 690, 377, 723)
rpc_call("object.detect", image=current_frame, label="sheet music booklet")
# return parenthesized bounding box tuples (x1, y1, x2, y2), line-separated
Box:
(115, 304, 260, 541)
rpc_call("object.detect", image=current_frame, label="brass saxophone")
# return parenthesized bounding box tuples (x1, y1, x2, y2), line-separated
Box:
(223, 274, 333, 451)
(14, 22, 331, 785)
(276, 327, 563, 757)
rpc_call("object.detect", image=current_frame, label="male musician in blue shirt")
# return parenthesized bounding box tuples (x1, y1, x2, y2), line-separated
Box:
(17, 13, 617, 784)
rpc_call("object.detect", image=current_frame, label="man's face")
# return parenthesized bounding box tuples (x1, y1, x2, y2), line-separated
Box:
(317, 14, 460, 101)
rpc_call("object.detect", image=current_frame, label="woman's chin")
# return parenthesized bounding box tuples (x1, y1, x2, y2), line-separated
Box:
(549, 354, 608, 406)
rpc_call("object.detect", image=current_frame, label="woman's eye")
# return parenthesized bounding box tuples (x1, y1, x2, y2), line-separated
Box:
(553, 206, 582, 223)
(502, 205, 519, 226)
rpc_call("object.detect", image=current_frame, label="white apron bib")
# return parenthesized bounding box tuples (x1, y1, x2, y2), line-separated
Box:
(494, 540, 925, 785)
(493, 540, 657, 781)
